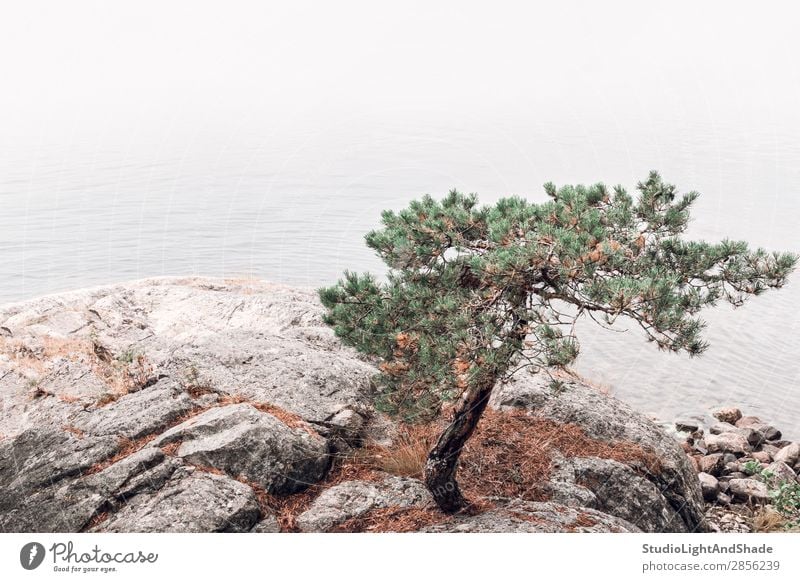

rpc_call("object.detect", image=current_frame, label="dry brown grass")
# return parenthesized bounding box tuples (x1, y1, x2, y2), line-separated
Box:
(370, 424, 437, 478)
(84, 434, 158, 475)
(183, 384, 217, 398)
(507, 510, 548, 526)
(459, 409, 661, 503)
(459, 413, 553, 502)
(752, 507, 787, 532)
(62, 425, 85, 438)
(0, 334, 158, 406)
(236, 478, 273, 518)
(44, 336, 94, 359)
(572, 511, 599, 529)
(83, 510, 110, 531)
(327, 494, 495, 533)
(214, 393, 247, 405)
(192, 464, 227, 477)
(0, 335, 96, 375)
(93, 353, 155, 406)
(0, 337, 55, 376)
(561, 367, 614, 396)
(250, 401, 319, 436)
(160, 441, 182, 456)
(95, 393, 121, 406)
(58, 394, 81, 404)
(330, 506, 447, 533)
(223, 276, 263, 295)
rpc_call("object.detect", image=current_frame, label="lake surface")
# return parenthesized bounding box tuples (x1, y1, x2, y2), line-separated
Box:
(1, 2, 798, 438)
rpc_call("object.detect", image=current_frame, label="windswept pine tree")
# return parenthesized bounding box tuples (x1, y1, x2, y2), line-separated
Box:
(319, 172, 798, 512)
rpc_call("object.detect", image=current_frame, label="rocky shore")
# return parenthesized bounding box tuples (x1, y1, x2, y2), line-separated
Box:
(0, 277, 789, 533)
(674, 408, 800, 532)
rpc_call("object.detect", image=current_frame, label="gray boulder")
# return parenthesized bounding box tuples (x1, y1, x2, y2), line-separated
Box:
(765, 461, 797, 484)
(250, 515, 281, 533)
(735, 421, 781, 445)
(150, 403, 331, 494)
(698, 472, 720, 502)
(705, 432, 751, 455)
(698, 453, 725, 477)
(296, 476, 431, 532)
(675, 419, 700, 433)
(733, 416, 780, 443)
(755, 425, 781, 443)
(728, 478, 769, 503)
(0, 428, 119, 532)
(735, 415, 762, 428)
(774, 443, 800, 467)
(56, 447, 183, 530)
(716, 492, 732, 505)
(0, 428, 118, 491)
(713, 407, 742, 425)
(709, 422, 738, 435)
(554, 456, 682, 532)
(490, 371, 707, 532)
(70, 379, 195, 440)
(751, 451, 772, 463)
(94, 467, 260, 532)
(422, 500, 640, 533)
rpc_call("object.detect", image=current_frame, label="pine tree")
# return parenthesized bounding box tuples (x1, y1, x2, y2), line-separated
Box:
(319, 171, 797, 512)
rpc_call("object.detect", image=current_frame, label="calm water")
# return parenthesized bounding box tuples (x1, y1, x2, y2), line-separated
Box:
(1, 2, 799, 437)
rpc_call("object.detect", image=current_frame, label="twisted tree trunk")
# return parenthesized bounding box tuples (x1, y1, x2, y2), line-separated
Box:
(424, 375, 497, 513)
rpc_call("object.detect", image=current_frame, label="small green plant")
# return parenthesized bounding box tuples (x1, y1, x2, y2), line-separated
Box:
(769, 481, 800, 528)
(116, 348, 140, 364)
(752, 467, 800, 529)
(183, 365, 201, 387)
(742, 459, 761, 475)
(179, 364, 216, 397)
(96, 391, 120, 407)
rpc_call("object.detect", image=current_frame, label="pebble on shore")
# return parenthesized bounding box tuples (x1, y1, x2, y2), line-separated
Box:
(674, 406, 800, 533)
